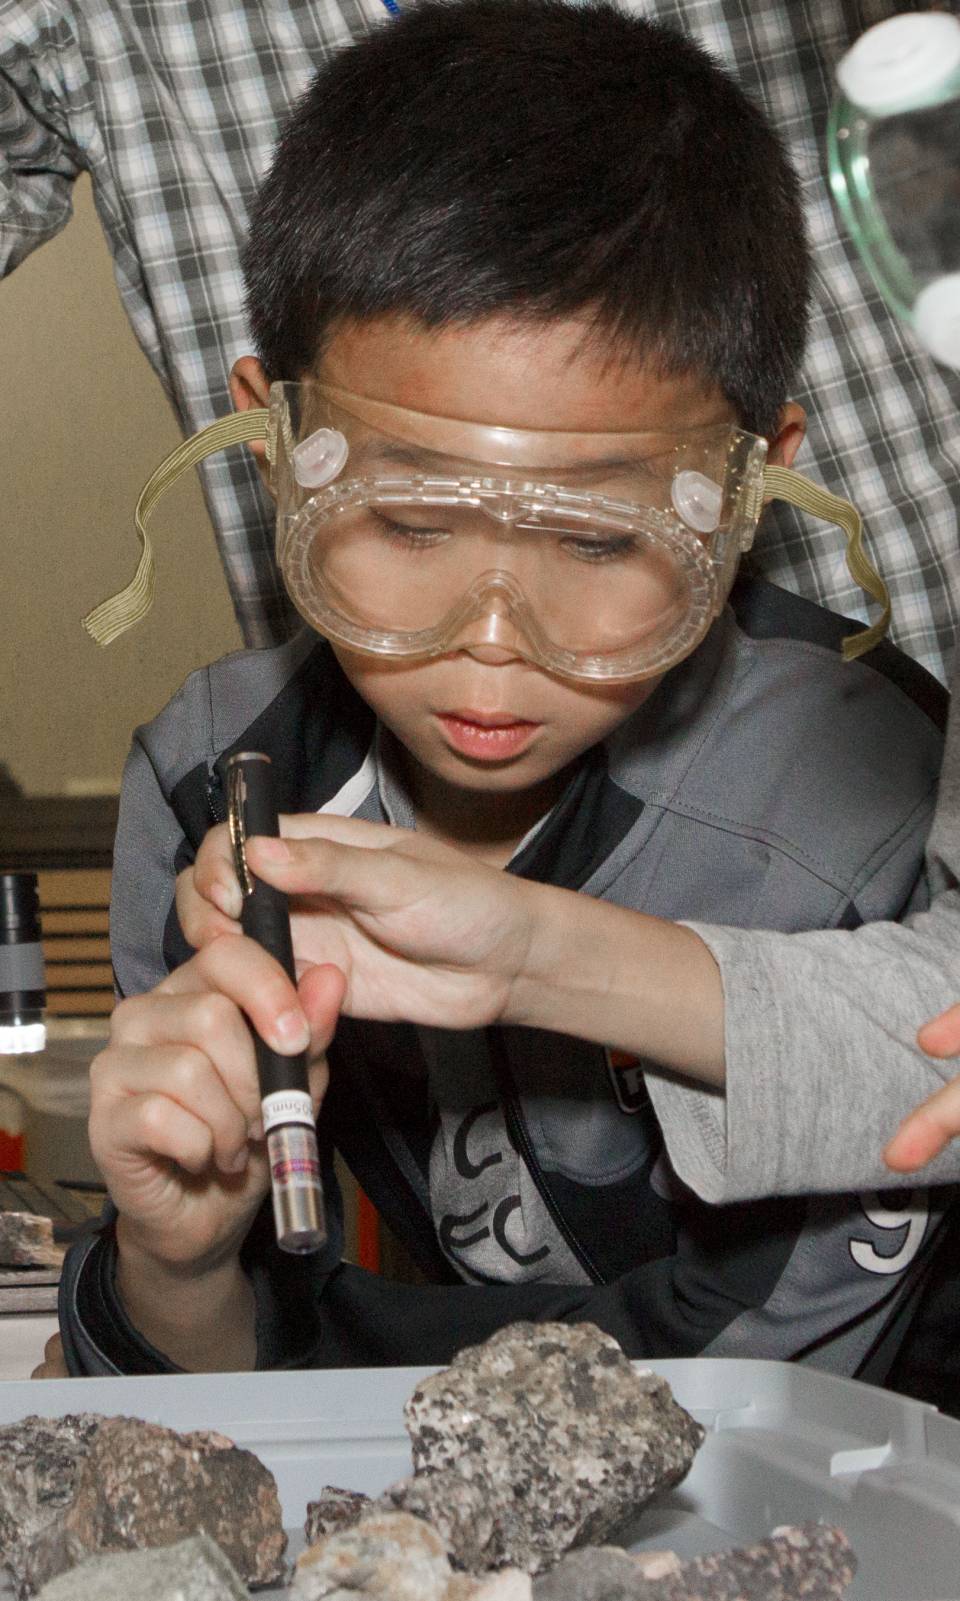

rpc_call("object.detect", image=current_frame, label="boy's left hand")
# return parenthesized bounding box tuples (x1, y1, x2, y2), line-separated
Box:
(177, 814, 540, 1033)
(884, 1003, 960, 1172)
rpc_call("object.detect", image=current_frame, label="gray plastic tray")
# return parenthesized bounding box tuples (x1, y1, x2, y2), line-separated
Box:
(1, 1358, 959, 1599)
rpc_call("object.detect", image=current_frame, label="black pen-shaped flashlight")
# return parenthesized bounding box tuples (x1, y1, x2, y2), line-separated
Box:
(226, 751, 326, 1254)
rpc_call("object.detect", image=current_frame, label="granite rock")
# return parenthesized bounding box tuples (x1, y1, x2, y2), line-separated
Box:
(33, 1532, 249, 1601)
(0, 1413, 286, 1597)
(385, 1321, 704, 1574)
(0, 1213, 63, 1269)
(304, 1486, 374, 1546)
(0, 1414, 102, 1598)
(292, 1510, 452, 1601)
(531, 1524, 857, 1600)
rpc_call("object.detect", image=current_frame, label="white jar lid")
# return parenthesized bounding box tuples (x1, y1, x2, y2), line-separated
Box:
(836, 12, 960, 116)
(913, 273, 960, 369)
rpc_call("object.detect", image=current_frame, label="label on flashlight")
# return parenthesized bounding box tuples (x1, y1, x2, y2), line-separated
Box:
(262, 1089, 314, 1132)
(271, 1151, 322, 1188)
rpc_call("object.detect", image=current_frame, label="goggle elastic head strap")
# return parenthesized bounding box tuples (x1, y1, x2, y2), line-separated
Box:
(81, 411, 891, 667)
(81, 409, 272, 647)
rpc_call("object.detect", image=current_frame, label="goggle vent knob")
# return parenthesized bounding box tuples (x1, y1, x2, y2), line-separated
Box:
(292, 428, 349, 488)
(671, 470, 723, 534)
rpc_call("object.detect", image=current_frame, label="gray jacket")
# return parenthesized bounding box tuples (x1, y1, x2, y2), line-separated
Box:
(61, 577, 949, 1379)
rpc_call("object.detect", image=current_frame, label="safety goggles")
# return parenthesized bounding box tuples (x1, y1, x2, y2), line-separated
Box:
(83, 383, 891, 678)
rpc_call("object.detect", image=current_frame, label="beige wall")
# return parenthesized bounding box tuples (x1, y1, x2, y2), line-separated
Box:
(1, 175, 241, 797)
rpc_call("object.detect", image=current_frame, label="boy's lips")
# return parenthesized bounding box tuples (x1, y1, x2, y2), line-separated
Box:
(436, 709, 542, 761)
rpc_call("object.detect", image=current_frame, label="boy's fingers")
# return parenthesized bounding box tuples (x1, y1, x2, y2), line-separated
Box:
(175, 866, 241, 949)
(107, 999, 262, 1139)
(92, 1042, 253, 1175)
(31, 1333, 68, 1380)
(106, 1088, 219, 1177)
(156, 935, 311, 1056)
(192, 822, 246, 916)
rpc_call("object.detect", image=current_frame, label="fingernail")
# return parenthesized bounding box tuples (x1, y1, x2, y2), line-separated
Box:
(274, 1009, 310, 1051)
(210, 879, 243, 920)
(249, 1117, 264, 1142)
(222, 1148, 248, 1175)
(253, 837, 290, 863)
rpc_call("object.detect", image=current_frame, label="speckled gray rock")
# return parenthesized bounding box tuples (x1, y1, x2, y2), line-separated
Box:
(0, 1213, 63, 1268)
(531, 1525, 856, 1600)
(0, 1413, 286, 1597)
(384, 1322, 704, 1574)
(33, 1533, 248, 1601)
(304, 1487, 374, 1546)
(0, 1415, 102, 1599)
(292, 1510, 453, 1601)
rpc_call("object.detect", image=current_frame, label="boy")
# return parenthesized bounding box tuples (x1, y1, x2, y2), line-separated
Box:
(60, 0, 947, 1378)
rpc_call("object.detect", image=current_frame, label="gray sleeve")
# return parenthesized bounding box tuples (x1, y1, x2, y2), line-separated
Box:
(0, 5, 85, 275)
(647, 689, 960, 1203)
(110, 735, 190, 999)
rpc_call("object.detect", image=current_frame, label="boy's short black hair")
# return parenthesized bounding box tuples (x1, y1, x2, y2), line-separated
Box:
(244, 0, 809, 435)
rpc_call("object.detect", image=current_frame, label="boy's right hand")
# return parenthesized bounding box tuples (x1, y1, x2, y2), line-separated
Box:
(90, 937, 343, 1274)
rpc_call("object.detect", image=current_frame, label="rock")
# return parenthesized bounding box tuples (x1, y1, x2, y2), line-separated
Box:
(292, 1510, 453, 1601)
(0, 1213, 63, 1269)
(531, 1524, 857, 1600)
(385, 1321, 704, 1574)
(630, 1553, 683, 1581)
(305, 1486, 373, 1545)
(446, 1571, 534, 1601)
(526, 1547, 682, 1596)
(0, 1413, 286, 1597)
(0, 1414, 102, 1598)
(33, 1533, 248, 1601)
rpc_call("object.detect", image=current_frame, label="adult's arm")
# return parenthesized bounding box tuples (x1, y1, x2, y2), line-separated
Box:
(647, 669, 960, 1203)
(0, 4, 85, 274)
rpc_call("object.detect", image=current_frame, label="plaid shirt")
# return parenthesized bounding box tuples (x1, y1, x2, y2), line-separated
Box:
(2, 0, 959, 676)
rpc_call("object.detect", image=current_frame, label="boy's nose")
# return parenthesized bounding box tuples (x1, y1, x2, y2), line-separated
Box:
(446, 591, 535, 665)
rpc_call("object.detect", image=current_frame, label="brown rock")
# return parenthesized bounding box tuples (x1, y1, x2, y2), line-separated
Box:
(531, 1524, 857, 1600)
(1, 1414, 286, 1597)
(304, 1486, 373, 1546)
(0, 1213, 63, 1269)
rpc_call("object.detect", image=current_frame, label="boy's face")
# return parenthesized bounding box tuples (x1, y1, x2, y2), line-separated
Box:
(313, 314, 735, 804)
(232, 315, 803, 814)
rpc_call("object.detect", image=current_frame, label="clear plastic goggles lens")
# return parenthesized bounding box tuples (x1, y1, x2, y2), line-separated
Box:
(271, 384, 767, 681)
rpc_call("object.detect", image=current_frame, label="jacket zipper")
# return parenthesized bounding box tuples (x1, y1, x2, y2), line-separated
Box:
(206, 768, 226, 824)
(486, 1026, 607, 1285)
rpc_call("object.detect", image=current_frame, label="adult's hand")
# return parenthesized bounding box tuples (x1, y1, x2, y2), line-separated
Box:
(175, 813, 723, 1082)
(884, 1003, 960, 1172)
(177, 814, 538, 1033)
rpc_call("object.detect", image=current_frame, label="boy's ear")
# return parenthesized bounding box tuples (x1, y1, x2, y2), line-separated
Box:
(765, 401, 806, 469)
(229, 356, 272, 472)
